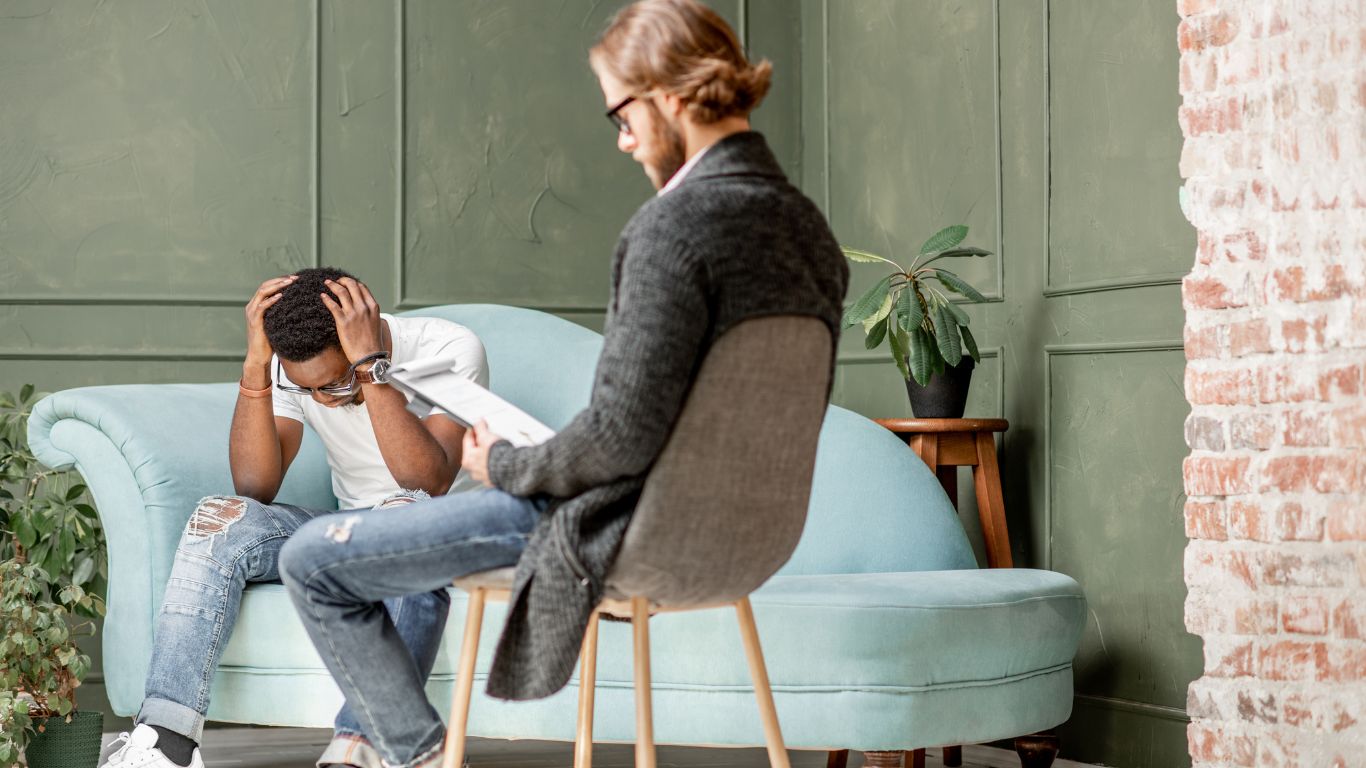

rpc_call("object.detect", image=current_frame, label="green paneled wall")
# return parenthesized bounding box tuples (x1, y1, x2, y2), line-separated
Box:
(796, 1, 1196, 765)
(3, 2, 1196, 765)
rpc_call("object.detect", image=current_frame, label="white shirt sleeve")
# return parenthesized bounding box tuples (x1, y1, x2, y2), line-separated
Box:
(409, 321, 489, 418)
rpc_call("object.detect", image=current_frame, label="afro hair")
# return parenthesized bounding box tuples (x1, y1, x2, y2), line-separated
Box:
(262, 267, 357, 362)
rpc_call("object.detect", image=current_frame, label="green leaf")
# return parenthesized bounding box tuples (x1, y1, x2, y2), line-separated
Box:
(919, 225, 968, 256)
(840, 247, 902, 270)
(908, 328, 933, 386)
(861, 292, 894, 335)
(961, 325, 981, 361)
(18, 385, 33, 404)
(897, 284, 923, 332)
(887, 327, 911, 380)
(934, 303, 964, 366)
(916, 245, 993, 269)
(72, 556, 95, 587)
(864, 316, 889, 350)
(841, 275, 894, 329)
(943, 299, 971, 326)
(13, 516, 36, 550)
(65, 485, 86, 502)
(932, 268, 988, 303)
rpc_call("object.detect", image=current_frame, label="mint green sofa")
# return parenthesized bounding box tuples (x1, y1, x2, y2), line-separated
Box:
(28, 305, 1085, 754)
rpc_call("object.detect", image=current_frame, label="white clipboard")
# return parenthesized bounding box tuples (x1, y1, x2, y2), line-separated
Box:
(388, 356, 556, 447)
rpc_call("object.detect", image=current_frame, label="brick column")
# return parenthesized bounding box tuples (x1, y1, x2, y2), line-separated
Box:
(1178, 0, 1365, 765)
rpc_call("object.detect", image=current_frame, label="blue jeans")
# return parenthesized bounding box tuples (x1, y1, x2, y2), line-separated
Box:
(280, 489, 543, 768)
(137, 493, 450, 747)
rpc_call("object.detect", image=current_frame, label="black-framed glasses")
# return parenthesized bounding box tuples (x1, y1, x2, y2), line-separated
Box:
(275, 359, 360, 397)
(605, 95, 636, 135)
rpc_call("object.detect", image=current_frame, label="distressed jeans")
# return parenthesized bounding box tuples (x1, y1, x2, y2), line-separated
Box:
(138, 492, 449, 763)
(279, 489, 544, 768)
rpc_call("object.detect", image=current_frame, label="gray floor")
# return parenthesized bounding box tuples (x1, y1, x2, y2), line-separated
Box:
(101, 729, 1101, 768)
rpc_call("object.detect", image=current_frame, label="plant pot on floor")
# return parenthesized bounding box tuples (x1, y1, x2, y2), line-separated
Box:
(906, 354, 975, 418)
(24, 711, 104, 768)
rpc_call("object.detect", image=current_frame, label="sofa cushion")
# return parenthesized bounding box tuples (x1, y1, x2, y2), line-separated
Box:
(220, 568, 1082, 692)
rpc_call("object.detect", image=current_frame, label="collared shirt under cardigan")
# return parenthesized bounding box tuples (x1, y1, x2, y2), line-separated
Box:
(482, 131, 850, 700)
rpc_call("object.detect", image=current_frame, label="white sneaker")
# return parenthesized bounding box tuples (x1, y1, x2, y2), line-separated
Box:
(102, 724, 204, 768)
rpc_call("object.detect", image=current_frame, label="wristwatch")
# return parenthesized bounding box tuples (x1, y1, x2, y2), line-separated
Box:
(354, 356, 393, 385)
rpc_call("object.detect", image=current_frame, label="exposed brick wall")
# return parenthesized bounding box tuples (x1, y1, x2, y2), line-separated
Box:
(1179, 1, 1366, 765)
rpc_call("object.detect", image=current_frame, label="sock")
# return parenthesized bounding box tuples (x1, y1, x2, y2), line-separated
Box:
(149, 725, 197, 767)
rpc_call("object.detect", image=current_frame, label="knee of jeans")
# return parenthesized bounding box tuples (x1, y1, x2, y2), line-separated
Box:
(373, 488, 431, 509)
(278, 518, 334, 587)
(179, 495, 254, 551)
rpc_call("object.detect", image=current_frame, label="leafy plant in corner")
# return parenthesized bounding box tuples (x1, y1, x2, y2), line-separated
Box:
(0, 385, 107, 620)
(840, 226, 992, 386)
(0, 560, 97, 767)
(0, 386, 106, 766)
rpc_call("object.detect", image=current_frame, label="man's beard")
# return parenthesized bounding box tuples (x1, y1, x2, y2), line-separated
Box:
(643, 104, 686, 190)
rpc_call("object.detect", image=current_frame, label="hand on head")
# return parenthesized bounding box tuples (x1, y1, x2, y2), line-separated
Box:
(244, 275, 298, 367)
(319, 277, 384, 364)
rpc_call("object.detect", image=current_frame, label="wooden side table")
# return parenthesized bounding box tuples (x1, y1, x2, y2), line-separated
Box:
(873, 420, 1013, 568)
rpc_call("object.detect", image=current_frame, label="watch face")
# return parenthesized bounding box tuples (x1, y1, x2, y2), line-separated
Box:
(370, 358, 392, 384)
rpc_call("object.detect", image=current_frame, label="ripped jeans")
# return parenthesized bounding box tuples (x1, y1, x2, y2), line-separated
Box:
(280, 489, 544, 768)
(138, 491, 448, 753)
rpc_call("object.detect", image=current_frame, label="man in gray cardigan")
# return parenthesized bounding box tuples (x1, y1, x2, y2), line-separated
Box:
(281, 1, 847, 765)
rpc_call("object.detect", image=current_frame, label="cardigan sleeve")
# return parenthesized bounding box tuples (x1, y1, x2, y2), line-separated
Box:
(486, 231, 709, 499)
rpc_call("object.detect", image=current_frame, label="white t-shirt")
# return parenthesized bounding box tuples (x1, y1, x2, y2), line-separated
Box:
(273, 313, 488, 509)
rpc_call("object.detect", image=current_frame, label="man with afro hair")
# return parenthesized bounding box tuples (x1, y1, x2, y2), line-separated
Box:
(102, 267, 492, 768)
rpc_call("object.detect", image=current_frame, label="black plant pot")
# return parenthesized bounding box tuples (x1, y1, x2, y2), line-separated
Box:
(906, 355, 975, 418)
(25, 710, 104, 768)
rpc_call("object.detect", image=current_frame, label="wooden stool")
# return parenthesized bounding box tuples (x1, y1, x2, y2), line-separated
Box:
(874, 418, 1012, 569)
(873, 418, 1012, 768)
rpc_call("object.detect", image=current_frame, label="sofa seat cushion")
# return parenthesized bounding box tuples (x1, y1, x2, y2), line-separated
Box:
(220, 568, 1082, 690)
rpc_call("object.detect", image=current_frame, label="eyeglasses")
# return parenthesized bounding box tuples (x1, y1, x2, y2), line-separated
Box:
(275, 358, 360, 397)
(605, 95, 636, 135)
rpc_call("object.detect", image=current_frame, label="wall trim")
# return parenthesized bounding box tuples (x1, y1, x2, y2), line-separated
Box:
(394, 0, 407, 308)
(1074, 693, 1190, 724)
(0, 297, 244, 307)
(1043, 273, 1185, 297)
(311, 0, 322, 268)
(0, 351, 242, 362)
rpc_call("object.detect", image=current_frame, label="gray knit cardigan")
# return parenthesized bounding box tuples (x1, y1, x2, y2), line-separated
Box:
(484, 131, 849, 700)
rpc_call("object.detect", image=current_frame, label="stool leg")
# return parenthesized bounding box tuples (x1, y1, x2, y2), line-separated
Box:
(442, 588, 486, 768)
(574, 612, 600, 768)
(972, 432, 1013, 568)
(632, 597, 656, 768)
(736, 598, 791, 768)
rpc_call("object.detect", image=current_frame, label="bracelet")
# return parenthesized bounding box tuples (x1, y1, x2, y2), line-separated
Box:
(238, 379, 273, 399)
(351, 351, 390, 368)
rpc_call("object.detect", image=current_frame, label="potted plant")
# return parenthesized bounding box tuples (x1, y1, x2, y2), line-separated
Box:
(840, 225, 992, 418)
(0, 560, 102, 768)
(0, 386, 107, 768)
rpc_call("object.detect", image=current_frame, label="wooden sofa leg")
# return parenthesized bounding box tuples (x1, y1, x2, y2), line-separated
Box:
(862, 751, 903, 767)
(825, 750, 849, 768)
(574, 613, 600, 768)
(904, 749, 926, 768)
(441, 587, 486, 768)
(943, 745, 962, 766)
(1014, 733, 1060, 768)
(632, 597, 657, 768)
